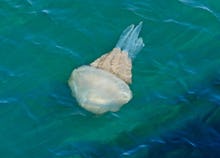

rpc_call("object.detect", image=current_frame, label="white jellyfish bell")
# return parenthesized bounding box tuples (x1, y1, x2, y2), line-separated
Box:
(68, 22, 145, 114)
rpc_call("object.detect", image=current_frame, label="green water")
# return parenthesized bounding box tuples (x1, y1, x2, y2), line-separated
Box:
(1, 0, 220, 157)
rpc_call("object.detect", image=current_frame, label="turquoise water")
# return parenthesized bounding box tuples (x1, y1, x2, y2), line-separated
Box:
(1, 0, 220, 157)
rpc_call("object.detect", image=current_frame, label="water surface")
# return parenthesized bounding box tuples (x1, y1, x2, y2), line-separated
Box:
(1, 0, 220, 157)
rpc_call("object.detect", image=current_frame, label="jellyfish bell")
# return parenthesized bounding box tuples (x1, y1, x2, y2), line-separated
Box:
(68, 66, 132, 114)
(68, 22, 144, 114)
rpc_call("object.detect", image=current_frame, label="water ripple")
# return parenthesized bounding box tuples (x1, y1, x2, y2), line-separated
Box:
(55, 44, 82, 58)
(163, 18, 209, 32)
(0, 97, 17, 104)
(124, 3, 160, 22)
(178, 0, 220, 21)
(0, 66, 16, 77)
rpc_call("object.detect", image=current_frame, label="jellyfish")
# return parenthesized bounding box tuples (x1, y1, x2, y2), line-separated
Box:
(68, 22, 145, 114)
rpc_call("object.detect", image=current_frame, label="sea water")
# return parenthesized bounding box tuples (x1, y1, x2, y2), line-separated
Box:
(1, 0, 220, 157)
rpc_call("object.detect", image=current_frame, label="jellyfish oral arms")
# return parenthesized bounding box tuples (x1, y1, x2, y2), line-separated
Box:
(115, 21, 145, 59)
(68, 22, 144, 114)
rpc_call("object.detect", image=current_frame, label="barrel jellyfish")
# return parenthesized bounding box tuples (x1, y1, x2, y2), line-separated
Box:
(68, 22, 145, 114)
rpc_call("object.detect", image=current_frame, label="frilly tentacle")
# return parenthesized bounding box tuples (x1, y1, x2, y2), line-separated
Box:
(115, 22, 145, 59)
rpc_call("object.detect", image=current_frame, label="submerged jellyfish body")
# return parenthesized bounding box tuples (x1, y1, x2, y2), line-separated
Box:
(68, 22, 144, 114)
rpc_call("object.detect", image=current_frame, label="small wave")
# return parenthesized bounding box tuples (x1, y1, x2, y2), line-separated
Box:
(26, 0, 33, 6)
(163, 18, 208, 32)
(121, 144, 148, 156)
(178, 0, 220, 21)
(0, 97, 17, 104)
(0, 66, 16, 77)
(25, 33, 82, 59)
(55, 44, 82, 59)
(0, 66, 24, 86)
(124, 2, 160, 22)
(5, 0, 32, 9)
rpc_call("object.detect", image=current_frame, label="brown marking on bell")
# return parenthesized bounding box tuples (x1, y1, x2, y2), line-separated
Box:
(90, 48, 132, 84)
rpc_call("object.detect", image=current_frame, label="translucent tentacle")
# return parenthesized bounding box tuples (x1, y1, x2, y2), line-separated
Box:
(115, 22, 145, 59)
(115, 24, 135, 49)
(129, 37, 145, 58)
